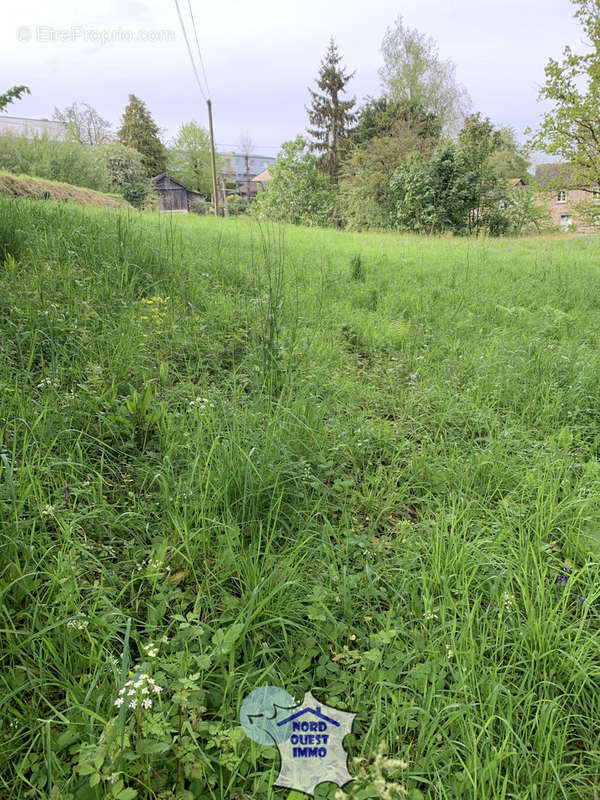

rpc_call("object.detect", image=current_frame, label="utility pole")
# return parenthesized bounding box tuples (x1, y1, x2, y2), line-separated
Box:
(207, 99, 219, 217)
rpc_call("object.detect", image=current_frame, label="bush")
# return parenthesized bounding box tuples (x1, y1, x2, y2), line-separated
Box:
(226, 194, 247, 216)
(98, 141, 151, 208)
(252, 135, 335, 227)
(0, 131, 109, 191)
(189, 195, 208, 214)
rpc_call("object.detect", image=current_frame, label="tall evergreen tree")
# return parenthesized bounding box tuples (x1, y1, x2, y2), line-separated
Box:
(117, 95, 167, 178)
(306, 38, 357, 184)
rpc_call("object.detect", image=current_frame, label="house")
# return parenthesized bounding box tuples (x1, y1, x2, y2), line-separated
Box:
(0, 115, 67, 140)
(151, 173, 206, 213)
(535, 163, 599, 232)
(251, 168, 272, 192)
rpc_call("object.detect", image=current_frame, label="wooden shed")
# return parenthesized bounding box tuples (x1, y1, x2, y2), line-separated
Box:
(151, 173, 206, 213)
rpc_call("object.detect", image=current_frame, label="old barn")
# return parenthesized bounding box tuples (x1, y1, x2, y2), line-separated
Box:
(151, 173, 206, 213)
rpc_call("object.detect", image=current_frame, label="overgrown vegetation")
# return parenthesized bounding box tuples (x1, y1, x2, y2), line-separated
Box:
(253, 22, 542, 236)
(0, 171, 130, 208)
(1, 196, 600, 799)
(0, 133, 150, 207)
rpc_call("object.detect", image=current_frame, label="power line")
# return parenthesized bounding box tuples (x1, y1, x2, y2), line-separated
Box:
(187, 0, 211, 100)
(173, 0, 219, 216)
(173, 0, 207, 102)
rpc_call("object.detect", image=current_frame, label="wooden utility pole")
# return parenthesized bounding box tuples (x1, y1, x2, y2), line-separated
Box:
(207, 99, 219, 216)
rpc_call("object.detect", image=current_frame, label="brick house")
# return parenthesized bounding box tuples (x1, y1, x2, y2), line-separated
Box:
(535, 163, 599, 232)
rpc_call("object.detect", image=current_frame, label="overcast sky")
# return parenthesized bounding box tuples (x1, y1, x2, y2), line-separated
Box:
(0, 0, 587, 159)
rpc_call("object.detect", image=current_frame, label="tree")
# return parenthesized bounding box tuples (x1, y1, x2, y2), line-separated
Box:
(252, 135, 335, 226)
(53, 102, 112, 145)
(339, 117, 438, 229)
(98, 142, 151, 207)
(167, 120, 221, 197)
(505, 189, 551, 235)
(528, 0, 600, 188)
(117, 95, 166, 178)
(458, 113, 532, 233)
(379, 16, 470, 137)
(306, 38, 357, 184)
(486, 132, 531, 184)
(390, 142, 480, 234)
(351, 95, 441, 146)
(0, 85, 30, 113)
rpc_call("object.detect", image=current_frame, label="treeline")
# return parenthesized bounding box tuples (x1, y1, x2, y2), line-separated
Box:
(254, 19, 547, 235)
(0, 94, 222, 209)
(0, 134, 149, 206)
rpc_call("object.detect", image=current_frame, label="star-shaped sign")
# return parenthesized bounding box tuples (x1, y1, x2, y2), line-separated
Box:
(273, 691, 355, 796)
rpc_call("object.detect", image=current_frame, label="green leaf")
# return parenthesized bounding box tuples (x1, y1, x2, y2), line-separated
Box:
(140, 383, 152, 414)
(117, 789, 138, 800)
(363, 648, 382, 663)
(76, 763, 97, 776)
(212, 623, 244, 656)
(195, 653, 212, 670)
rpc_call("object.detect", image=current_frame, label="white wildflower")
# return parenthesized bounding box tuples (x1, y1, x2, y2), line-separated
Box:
(67, 618, 89, 630)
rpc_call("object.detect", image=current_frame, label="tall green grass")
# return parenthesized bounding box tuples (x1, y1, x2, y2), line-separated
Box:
(1, 197, 600, 799)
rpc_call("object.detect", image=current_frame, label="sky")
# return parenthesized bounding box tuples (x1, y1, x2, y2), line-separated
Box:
(0, 0, 587, 160)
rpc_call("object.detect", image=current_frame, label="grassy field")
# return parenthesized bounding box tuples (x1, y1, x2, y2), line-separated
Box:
(2, 196, 600, 800)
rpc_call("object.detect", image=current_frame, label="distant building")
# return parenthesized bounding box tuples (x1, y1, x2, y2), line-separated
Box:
(535, 163, 599, 232)
(251, 168, 272, 192)
(0, 115, 67, 140)
(151, 173, 206, 213)
(220, 152, 276, 198)
(220, 153, 276, 183)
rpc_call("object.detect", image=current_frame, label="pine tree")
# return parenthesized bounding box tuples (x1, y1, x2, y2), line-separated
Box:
(117, 95, 167, 178)
(306, 38, 357, 185)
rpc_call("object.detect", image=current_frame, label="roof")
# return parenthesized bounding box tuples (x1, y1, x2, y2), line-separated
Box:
(534, 162, 575, 188)
(509, 178, 524, 187)
(151, 173, 205, 196)
(252, 168, 272, 183)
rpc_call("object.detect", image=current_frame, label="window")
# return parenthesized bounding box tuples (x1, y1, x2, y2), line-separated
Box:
(560, 214, 572, 229)
(557, 190, 566, 203)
